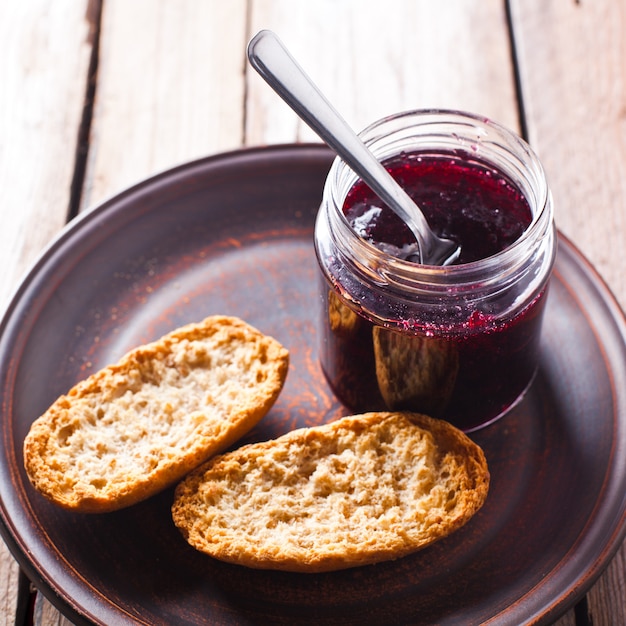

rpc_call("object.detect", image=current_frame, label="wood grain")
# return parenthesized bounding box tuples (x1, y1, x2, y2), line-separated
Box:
(587, 547, 626, 625)
(512, 0, 626, 623)
(246, 0, 520, 144)
(511, 0, 626, 310)
(0, 0, 94, 309)
(33, 593, 74, 626)
(0, 2, 93, 624)
(81, 0, 248, 211)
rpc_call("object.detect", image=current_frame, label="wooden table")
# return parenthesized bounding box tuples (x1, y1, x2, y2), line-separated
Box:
(1, 1, 624, 624)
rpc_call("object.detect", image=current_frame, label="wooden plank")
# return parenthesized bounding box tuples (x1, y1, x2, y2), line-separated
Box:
(81, 0, 248, 211)
(587, 547, 626, 625)
(510, 0, 626, 311)
(0, 0, 94, 308)
(246, 0, 520, 144)
(0, 2, 94, 624)
(511, 0, 626, 624)
(33, 592, 74, 626)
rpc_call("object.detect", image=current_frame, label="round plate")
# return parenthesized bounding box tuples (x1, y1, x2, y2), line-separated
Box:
(1, 145, 625, 626)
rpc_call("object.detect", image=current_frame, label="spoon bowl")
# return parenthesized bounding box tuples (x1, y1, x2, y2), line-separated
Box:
(247, 30, 460, 266)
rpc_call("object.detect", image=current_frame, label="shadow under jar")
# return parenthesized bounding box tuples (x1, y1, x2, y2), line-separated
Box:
(314, 110, 556, 432)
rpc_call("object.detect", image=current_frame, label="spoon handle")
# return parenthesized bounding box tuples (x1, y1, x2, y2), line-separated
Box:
(247, 29, 438, 262)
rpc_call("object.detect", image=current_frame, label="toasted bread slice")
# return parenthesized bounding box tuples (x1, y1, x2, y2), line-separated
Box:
(172, 411, 489, 572)
(23, 315, 289, 513)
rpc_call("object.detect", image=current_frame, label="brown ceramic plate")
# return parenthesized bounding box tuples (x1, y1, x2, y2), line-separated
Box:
(1, 145, 625, 626)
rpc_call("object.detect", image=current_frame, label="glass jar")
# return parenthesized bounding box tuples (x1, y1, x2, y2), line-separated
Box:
(314, 110, 556, 431)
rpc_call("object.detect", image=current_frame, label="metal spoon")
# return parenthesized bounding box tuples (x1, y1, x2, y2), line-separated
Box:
(247, 30, 460, 266)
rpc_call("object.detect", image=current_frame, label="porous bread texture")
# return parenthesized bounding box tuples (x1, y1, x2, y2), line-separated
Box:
(23, 316, 289, 513)
(172, 411, 489, 572)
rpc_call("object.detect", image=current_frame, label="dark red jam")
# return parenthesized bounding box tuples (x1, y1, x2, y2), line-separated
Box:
(320, 151, 547, 431)
(344, 151, 532, 264)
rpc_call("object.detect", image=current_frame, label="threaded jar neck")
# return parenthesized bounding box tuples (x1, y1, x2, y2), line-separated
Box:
(316, 109, 555, 321)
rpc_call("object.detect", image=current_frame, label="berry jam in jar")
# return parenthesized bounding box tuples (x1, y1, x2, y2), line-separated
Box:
(314, 110, 556, 431)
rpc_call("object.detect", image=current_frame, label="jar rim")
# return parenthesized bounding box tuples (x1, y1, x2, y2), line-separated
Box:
(324, 108, 554, 287)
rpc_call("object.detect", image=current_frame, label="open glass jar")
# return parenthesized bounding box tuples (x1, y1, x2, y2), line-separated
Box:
(314, 110, 556, 431)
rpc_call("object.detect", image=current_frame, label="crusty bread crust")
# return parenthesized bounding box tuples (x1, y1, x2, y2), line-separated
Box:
(172, 411, 489, 572)
(23, 316, 289, 513)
